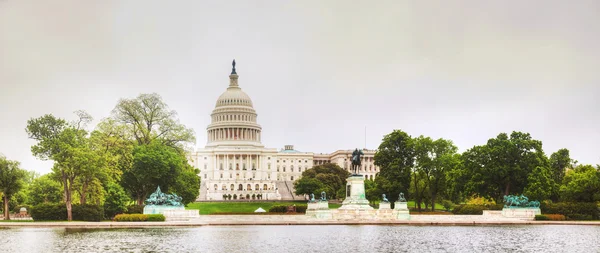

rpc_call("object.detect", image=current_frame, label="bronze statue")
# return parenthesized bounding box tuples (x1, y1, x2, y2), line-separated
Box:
(398, 192, 406, 202)
(320, 191, 327, 201)
(231, 59, 237, 74)
(145, 186, 183, 206)
(351, 148, 364, 175)
(382, 194, 389, 203)
(309, 193, 315, 203)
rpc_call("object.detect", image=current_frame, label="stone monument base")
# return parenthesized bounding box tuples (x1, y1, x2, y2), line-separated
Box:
(501, 208, 541, 220)
(144, 205, 200, 221)
(376, 202, 393, 220)
(306, 201, 332, 219)
(339, 175, 374, 211)
(392, 202, 410, 220)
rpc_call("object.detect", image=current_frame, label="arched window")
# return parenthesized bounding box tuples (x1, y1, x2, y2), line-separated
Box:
(222, 185, 226, 190)
(291, 176, 294, 181)
(263, 184, 268, 190)
(283, 166, 286, 172)
(268, 164, 271, 170)
(255, 184, 259, 190)
(291, 165, 294, 172)
(238, 184, 243, 190)
(220, 173, 223, 179)
(277, 165, 280, 172)
(230, 184, 234, 190)
(247, 184, 251, 190)
(214, 184, 218, 190)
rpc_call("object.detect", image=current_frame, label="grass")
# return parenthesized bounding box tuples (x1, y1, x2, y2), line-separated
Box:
(0, 220, 34, 222)
(186, 201, 341, 215)
(406, 201, 447, 211)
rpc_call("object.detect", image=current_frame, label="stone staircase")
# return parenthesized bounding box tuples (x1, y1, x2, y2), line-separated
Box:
(276, 181, 295, 200)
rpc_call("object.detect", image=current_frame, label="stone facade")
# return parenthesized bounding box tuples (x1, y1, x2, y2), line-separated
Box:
(187, 64, 381, 201)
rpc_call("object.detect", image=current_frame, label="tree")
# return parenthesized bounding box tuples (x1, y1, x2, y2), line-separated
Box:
(121, 141, 189, 204)
(171, 165, 201, 205)
(103, 182, 131, 219)
(26, 113, 94, 221)
(548, 148, 573, 201)
(462, 132, 547, 202)
(374, 130, 415, 203)
(293, 163, 350, 199)
(111, 93, 195, 149)
(0, 155, 27, 220)
(523, 166, 554, 201)
(413, 136, 460, 211)
(559, 165, 600, 202)
(27, 174, 63, 205)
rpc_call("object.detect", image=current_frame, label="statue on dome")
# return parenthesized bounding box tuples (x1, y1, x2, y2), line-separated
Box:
(231, 59, 237, 74)
(351, 148, 364, 175)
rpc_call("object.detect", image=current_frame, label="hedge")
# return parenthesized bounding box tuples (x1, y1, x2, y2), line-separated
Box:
(268, 205, 287, 213)
(114, 214, 165, 222)
(541, 202, 599, 220)
(535, 214, 566, 221)
(451, 205, 484, 215)
(31, 203, 104, 221)
(13, 205, 32, 214)
(125, 205, 145, 214)
(268, 205, 307, 213)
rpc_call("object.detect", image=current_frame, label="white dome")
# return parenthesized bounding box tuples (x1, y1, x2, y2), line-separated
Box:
(215, 86, 254, 108)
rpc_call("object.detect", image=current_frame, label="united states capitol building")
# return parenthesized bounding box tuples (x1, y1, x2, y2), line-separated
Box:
(187, 62, 380, 201)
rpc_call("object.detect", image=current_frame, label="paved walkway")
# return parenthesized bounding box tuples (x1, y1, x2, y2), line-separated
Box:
(0, 215, 599, 228)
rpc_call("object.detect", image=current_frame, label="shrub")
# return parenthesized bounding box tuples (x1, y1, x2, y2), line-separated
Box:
(441, 200, 454, 211)
(295, 205, 307, 213)
(246, 194, 250, 199)
(31, 203, 66, 221)
(233, 194, 237, 200)
(252, 194, 256, 200)
(103, 182, 131, 219)
(268, 205, 287, 213)
(451, 204, 484, 215)
(541, 202, 599, 220)
(228, 194, 232, 200)
(72, 204, 104, 221)
(535, 214, 566, 221)
(125, 205, 145, 214)
(223, 194, 228, 200)
(147, 214, 166, 221)
(115, 214, 147, 221)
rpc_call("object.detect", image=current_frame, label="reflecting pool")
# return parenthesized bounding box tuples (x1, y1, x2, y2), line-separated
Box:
(1, 225, 599, 252)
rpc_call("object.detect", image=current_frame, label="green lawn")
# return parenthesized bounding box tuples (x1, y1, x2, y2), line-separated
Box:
(406, 201, 446, 211)
(186, 202, 341, 215)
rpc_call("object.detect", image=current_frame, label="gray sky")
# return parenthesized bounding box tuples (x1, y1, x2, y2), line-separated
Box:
(1, 0, 599, 174)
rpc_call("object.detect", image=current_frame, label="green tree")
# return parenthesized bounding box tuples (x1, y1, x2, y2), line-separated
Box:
(523, 166, 554, 201)
(110, 93, 195, 149)
(103, 182, 131, 219)
(462, 131, 547, 202)
(293, 163, 350, 199)
(26, 113, 95, 221)
(0, 155, 28, 220)
(374, 130, 415, 203)
(548, 148, 573, 201)
(27, 174, 63, 205)
(121, 141, 189, 204)
(559, 165, 600, 202)
(294, 177, 324, 196)
(413, 136, 460, 211)
(171, 165, 201, 205)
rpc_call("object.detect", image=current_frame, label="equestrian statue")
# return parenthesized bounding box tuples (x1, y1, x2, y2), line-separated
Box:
(351, 148, 364, 175)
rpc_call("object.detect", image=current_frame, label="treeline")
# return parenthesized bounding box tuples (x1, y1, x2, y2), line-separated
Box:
(0, 93, 200, 221)
(370, 130, 599, 211)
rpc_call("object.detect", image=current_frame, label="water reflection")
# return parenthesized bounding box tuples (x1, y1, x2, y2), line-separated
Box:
(0, 225, 598, 252)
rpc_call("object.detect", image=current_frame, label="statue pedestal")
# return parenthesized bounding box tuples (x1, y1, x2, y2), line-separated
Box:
(338, 175, 374, 211)
(501, 208, 541, 220)
(143, 205, 199, 221)
(392, 202, 410, 220)
(306, 201, 332, 219)
(376, 202, 393, 220)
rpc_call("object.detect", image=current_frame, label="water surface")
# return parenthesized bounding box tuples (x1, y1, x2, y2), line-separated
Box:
(1, 225, 598, 252)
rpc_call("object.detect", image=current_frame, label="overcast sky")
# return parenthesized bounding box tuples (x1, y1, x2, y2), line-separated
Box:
(1, 0, 598, 174)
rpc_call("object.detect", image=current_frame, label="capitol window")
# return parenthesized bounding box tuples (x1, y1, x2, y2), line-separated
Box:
(283, 166, 286, 172)
(291, 165, 294, 172)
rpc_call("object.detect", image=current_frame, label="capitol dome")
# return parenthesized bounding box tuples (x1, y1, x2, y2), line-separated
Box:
(206, 60, 263, 148)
